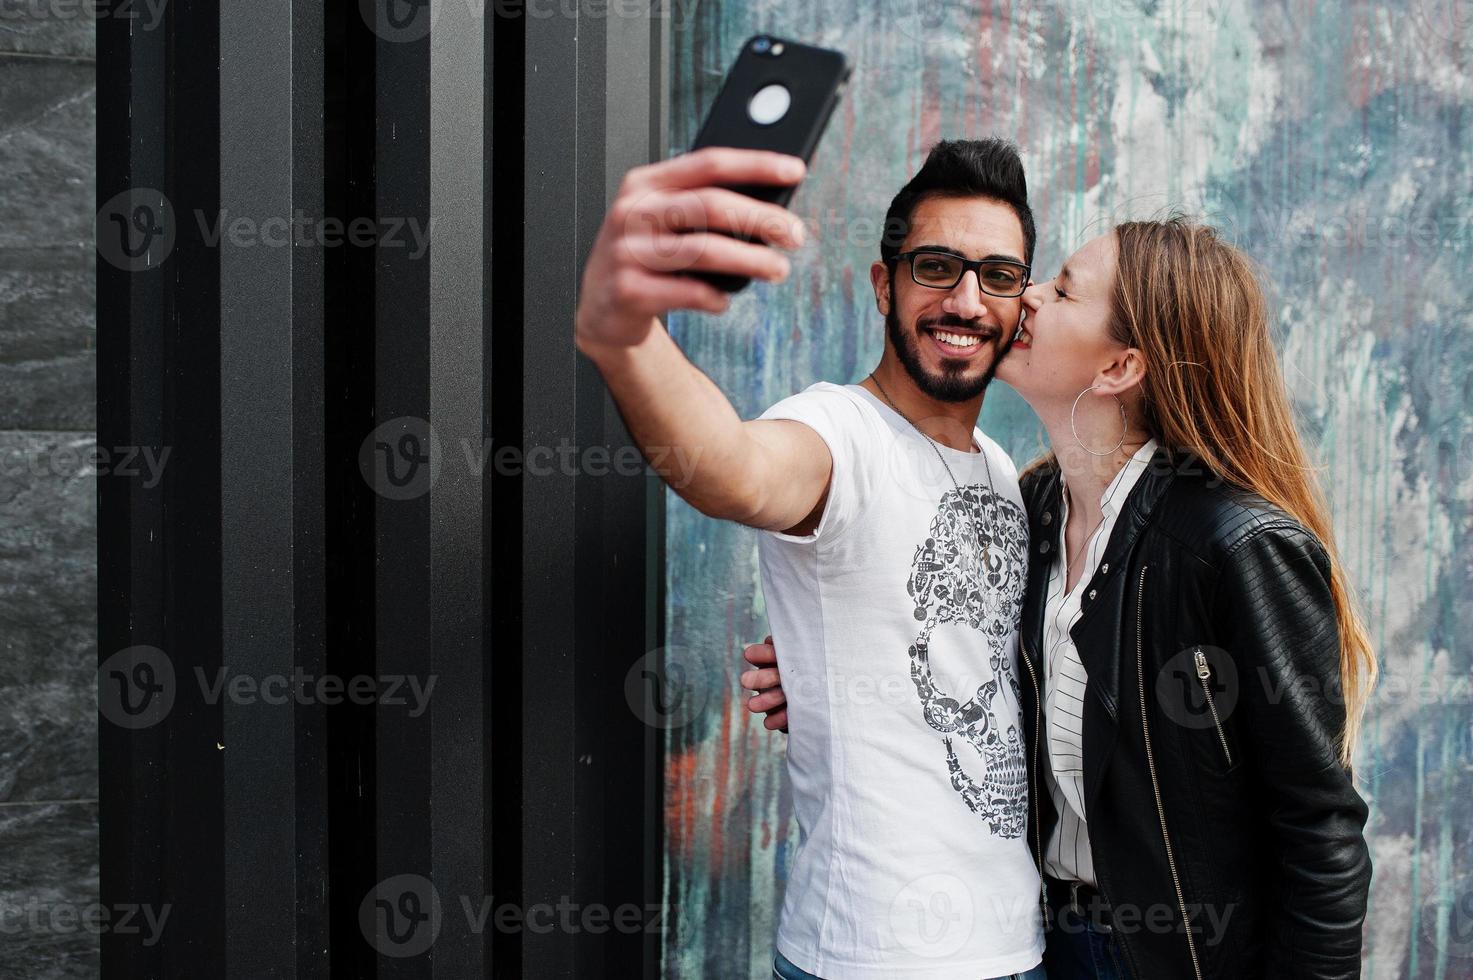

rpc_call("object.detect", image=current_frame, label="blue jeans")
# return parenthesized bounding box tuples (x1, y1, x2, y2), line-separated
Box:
(773, 949, 1048, 980)
(1041, 883, 1131, 980)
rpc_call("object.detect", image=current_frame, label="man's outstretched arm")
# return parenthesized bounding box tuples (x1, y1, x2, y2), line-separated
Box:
(575, 147, 832, 534)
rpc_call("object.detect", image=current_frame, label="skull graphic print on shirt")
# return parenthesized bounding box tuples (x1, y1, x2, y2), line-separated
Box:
(906, 482, 1030, 839)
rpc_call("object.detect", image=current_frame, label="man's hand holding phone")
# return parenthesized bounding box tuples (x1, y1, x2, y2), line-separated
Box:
(573, 147, 808, 358)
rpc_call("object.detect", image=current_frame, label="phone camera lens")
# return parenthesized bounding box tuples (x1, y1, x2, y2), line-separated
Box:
(752, 37, 771, 53)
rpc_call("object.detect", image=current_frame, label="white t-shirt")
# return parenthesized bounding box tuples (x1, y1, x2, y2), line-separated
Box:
(756, 382, 1043, 980)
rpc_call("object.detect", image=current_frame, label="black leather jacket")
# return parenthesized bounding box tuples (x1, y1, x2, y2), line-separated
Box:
(1018, 448, 1371, 980)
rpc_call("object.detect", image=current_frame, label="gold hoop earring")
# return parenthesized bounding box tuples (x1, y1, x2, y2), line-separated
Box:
(1070, 385, 1127, 457)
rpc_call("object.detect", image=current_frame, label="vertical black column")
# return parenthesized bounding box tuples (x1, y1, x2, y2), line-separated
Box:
(428, 2, 488, 977)
(356, 0, 489, 975)
(364, 0, 435, 973)
(322, 1, 381, 975)
(96, 0, 171, 969)
(517, 4, 581, 974)
(217, 0, 329, 974)
(486, 4, 526, 977)
(97, 0, 227, 974)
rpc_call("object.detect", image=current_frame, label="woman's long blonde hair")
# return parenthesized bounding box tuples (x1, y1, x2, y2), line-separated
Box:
(1078, 217, 1375, 767)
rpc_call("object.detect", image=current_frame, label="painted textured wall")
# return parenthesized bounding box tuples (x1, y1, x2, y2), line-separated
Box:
(661, 1, 1473, 978)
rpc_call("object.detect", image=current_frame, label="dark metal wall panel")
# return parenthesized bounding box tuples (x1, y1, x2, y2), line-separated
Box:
(520, 5, 670, 978)
(100, 0, 325, 974)
(590, 8, 672, 979)
(370, 6, 436, 977)
(97, 0, 232, 971)
(289, 0, 331, 971)
(485, 5, 526, 978)
(428, 0, 487, 976)
(616, 13, 674, 975)
(96, 0, 175, 975)
(519, 9, 581, 978)
(98, 3, 667, 976)
(218, 0, 328, 975)
(155, 0, 226, 971)
(322, 2, 380, 974)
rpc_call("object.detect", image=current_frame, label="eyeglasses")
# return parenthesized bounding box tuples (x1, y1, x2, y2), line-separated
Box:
(889, 250, 1031, 298)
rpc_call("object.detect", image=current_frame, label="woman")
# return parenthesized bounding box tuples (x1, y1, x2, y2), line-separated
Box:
(743, 217, 1374, 979)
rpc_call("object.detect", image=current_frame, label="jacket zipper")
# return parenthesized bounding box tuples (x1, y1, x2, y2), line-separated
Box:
(1135, 565, 1203, 980)
(1018, 641, 1046, 916)
(1193, 648, 1233, 767)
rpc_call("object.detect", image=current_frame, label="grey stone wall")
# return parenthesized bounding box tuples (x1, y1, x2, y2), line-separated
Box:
(0, 5, 100, 977)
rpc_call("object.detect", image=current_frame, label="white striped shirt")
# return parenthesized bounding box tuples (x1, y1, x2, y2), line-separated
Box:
(1041, 439, 1158, 887)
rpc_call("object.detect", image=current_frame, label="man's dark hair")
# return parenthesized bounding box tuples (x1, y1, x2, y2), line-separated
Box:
(879, 138, 1036, 266)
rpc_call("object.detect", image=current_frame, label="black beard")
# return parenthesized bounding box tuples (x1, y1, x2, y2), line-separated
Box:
(885, 268, 1014, 403)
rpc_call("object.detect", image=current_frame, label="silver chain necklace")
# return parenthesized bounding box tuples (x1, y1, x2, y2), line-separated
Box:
(1060, 440, 1146, 576)
(868, 372, 997, 566)
(1046, 450, 1141, 675)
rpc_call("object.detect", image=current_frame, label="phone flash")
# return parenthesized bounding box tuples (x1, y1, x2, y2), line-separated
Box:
(771, 43, 785, 55)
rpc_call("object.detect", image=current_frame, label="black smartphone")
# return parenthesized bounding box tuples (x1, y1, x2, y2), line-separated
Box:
(687, 35, 852, 293)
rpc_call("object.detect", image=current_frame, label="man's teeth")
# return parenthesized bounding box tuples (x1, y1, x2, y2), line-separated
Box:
(933, 330, 980, 348)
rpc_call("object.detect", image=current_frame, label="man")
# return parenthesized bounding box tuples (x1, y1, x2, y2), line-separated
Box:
(575, 139, 1045, 980)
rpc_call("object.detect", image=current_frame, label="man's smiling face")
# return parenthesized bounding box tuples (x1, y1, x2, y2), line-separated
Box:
(870, 195, 1029, 403)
